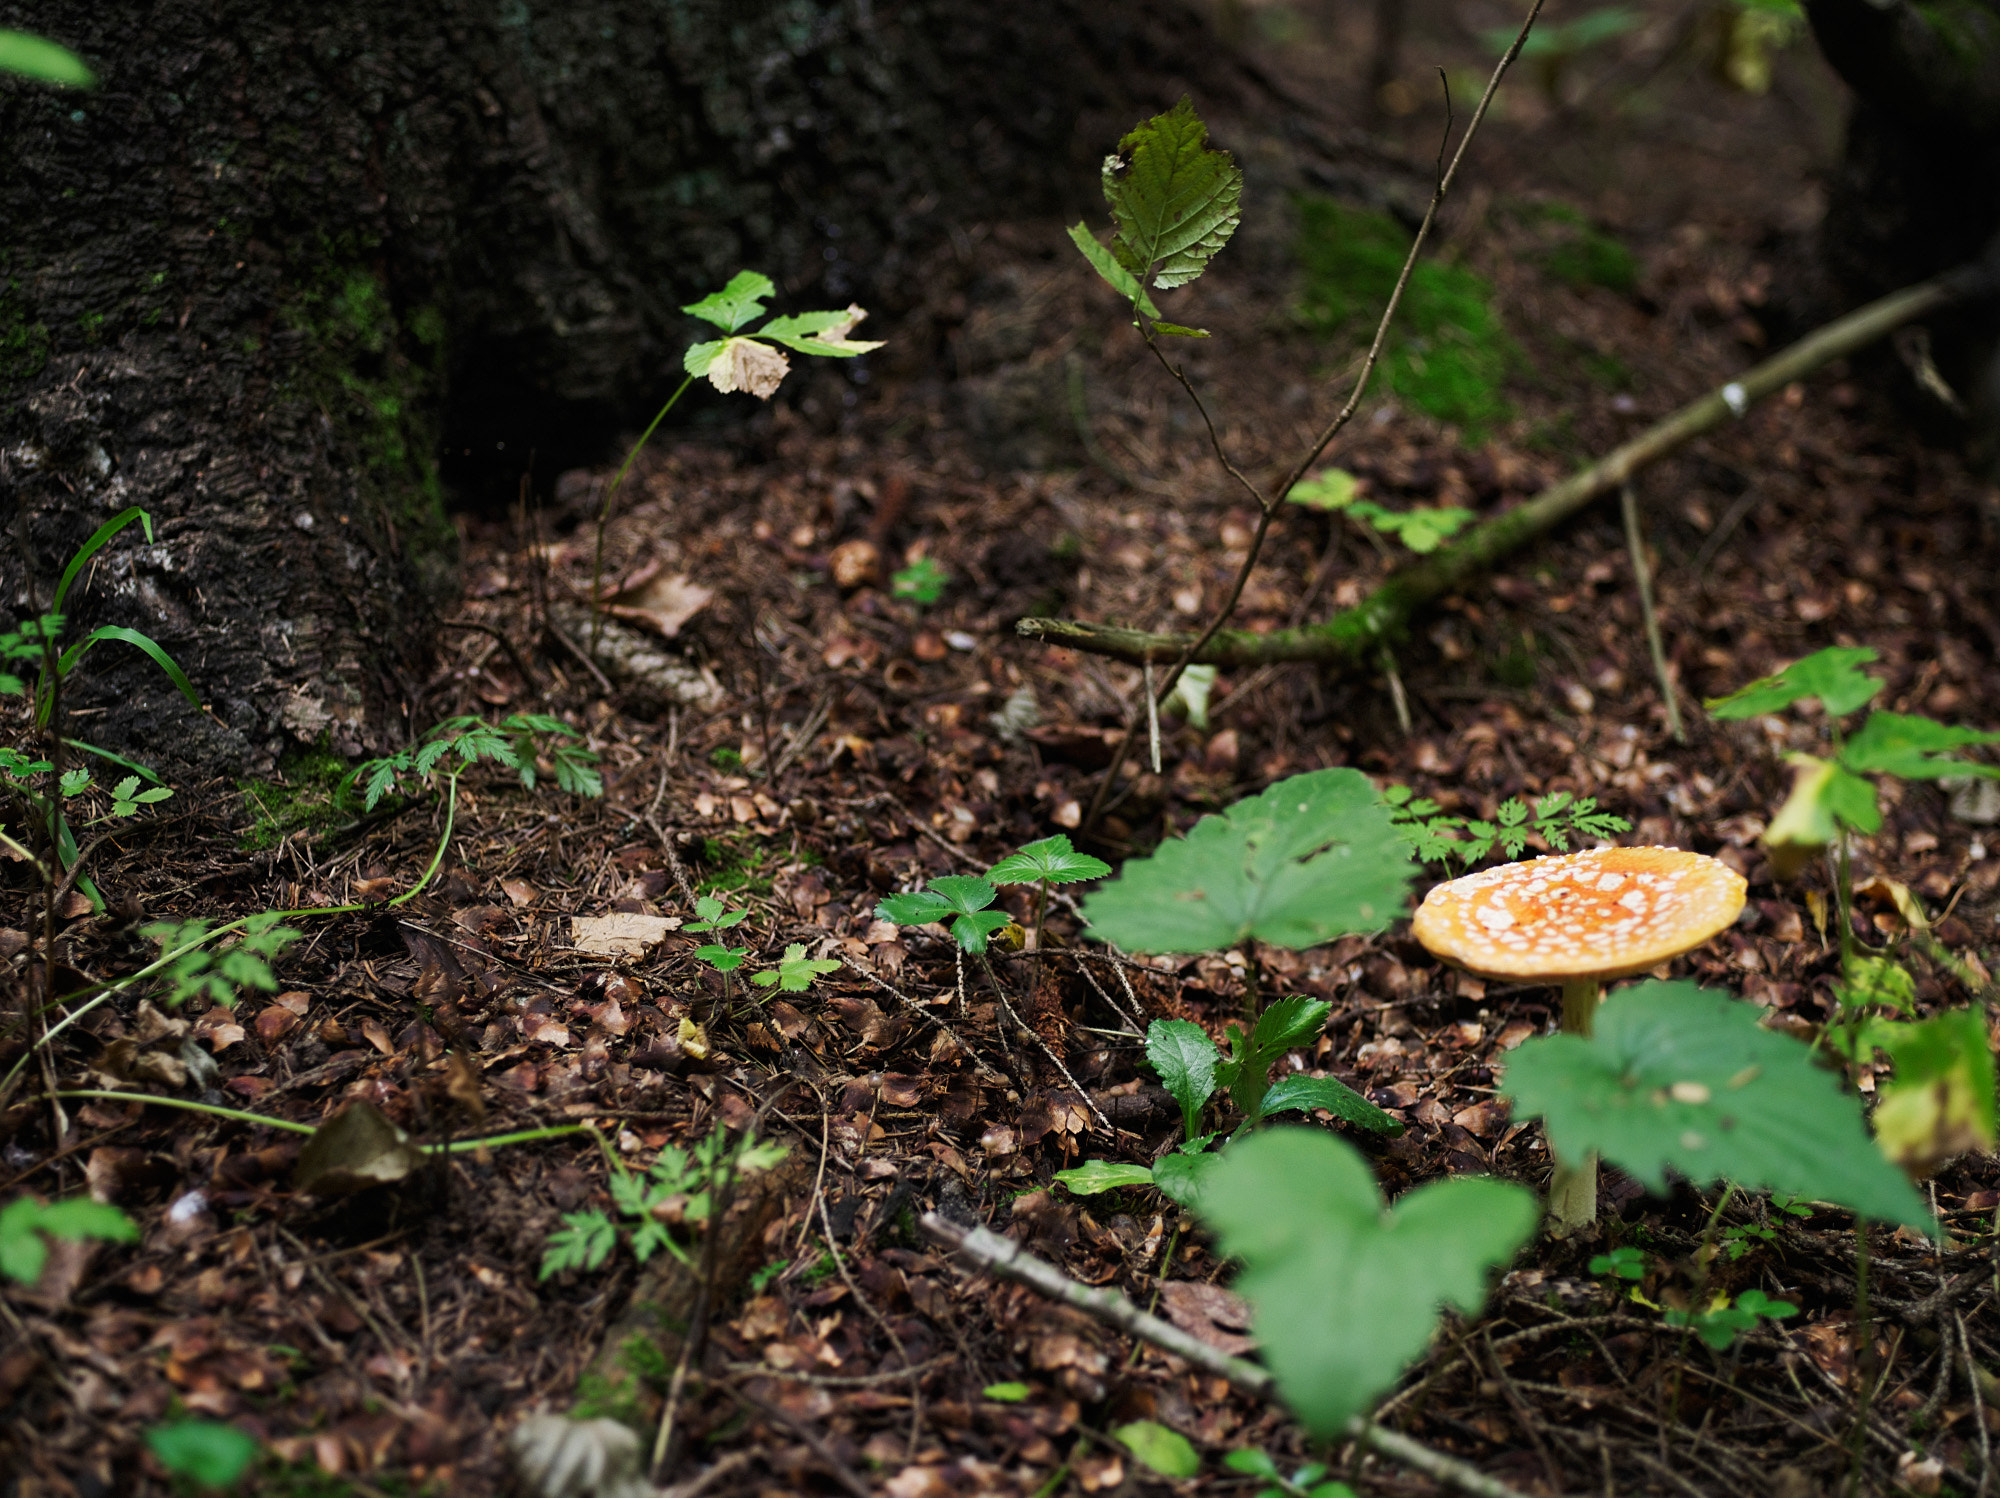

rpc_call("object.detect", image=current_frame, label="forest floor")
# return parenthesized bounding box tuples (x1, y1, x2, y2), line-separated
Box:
(5, 2, 2000, 1495)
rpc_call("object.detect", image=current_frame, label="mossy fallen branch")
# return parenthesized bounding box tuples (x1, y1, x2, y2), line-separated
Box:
(1017, 265, 1989, 668)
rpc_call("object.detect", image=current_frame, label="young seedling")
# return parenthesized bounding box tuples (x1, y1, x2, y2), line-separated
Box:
(750, 943, 841, 995)
(692, 942, 750, 1015)
(1288, 467, 1474, 555)
(1663, 1287, 1798, 1351)
(145, 1420, 259, 1488)
(141, 912, 300, 1010)
(588, 270, 885, 643)
(876, 875, 1015, 955)
(683, 894, 749, 934)
(349, 712, 602, 811)
(1412, 847, 1746, 1234)
(541, 1123, 786, 1280)
(1224, 1447, 1356, 1498)
(1385, 786, 1631, 870)
(985, 834, 1111, 953)
(890, 556, 949, 607)
(1589, 1245, 1647, 1282)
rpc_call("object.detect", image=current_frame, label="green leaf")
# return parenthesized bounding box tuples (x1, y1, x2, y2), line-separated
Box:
(0, 30, 95, 87)
(1053, 1160, 1157, 1195)
(876, 891, 955, 926)
(1287, 469, 1361, 511)
(1824, 764, 1882, 833)
(1202, 1128, 1537, 1436)
(1354, 503, 1475, 554)
(1163, 663, 1217, 730)
(751, 942, 841, 992)
(1704, 645, 1881, 720)
(1589, 1245, 1647, 1280)
(1148, 321, 1211, 337)
(54, 507, 151, 613)
(1834, 953, 1916, 1014)
(951, 909, 1014, 955)
(1838, 712, 2000, 782)
(541, 1210, 618, 1280)
(1224, 1448, 1284, 1480)
(756, 307, 885, 357)
(1261, 1074, 1402, 1135)
(983, 1382, 1032, 1402)
(1115, 1420, 1200, 1479)
(1102, 97, 1243, 289)
(55, 625, 200, 714)
(683, 270, 776, 333)
(1067, 222, 1163, 318)
(988, 834, 1113, 888)
(1499, 981, 1933, 1231)
(925, 876, 999, 915)
(1081, 769, 1416, 953)
(1146, 1018, 1220, 1140)
(1867, 1010, 1998, 1173)
(693, 944, 748, 972)
(686, 895, 749, 933)
(1221, 997, 1332, 1121)
(0, 1198, 48, 1283)
(1150, 1149, 1216, 1209)
(145, 1419, 259, 1487)
(891, 557, 949, 604)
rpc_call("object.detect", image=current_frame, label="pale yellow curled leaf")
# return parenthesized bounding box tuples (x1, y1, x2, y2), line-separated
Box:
(571, 912, 681, 957)
(1762, 754, 1837, 881)
(677, 1015, 711, 1060)
(685, 335, 791, 398)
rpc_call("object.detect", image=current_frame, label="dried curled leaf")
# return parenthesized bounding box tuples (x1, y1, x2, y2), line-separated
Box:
(685, 335, 791, 399)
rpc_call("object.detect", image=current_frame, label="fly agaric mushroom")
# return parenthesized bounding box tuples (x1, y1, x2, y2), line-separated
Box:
(1412, 846, 1747, 1235)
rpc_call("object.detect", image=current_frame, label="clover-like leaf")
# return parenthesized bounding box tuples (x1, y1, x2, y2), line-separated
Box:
(876, 891, 956, 927)
(682, 270, 776, 333)
(1202, 1128, 1537, 1435)
(987, 835, 1113, 888)
(1287, 469, 1360, 512)
(1146, 1018, 1219, 1140)
(1103, 96, 1243, 289)
(1082, 769, 1415, 953)
(1501, 981, 1932, 1230)
(751, 942, 841, 992)
(1838, 712, 2000, 782)
(1705, 645, 1882, 720)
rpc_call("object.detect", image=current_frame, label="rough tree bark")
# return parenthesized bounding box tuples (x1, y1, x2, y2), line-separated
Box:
(1807, 0, 2000, 445)
(0, 1, 1253, 773)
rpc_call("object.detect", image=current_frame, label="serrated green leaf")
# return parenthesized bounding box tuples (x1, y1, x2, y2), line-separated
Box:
(758, 307, 885, 357)
(987, 835, 1113, 887)
(1103, 96, 1243, 290)
(1705, 645, 1881, 720)
(540, 1210, 618, 1280)
(1839, 712, 2000, 782)
(1067, 221, 1163, 318)
(1082, 770, 1415, 953)
(683, 270, 776, 332)
(1202, 1128, 1537, 1435)
(1251, 996, 1331, 1054)
(1261, 1074, 1402, 1135)
(926, 875, 999, 915)
(1146, 1019, 1219, 1139)
(1866, 1010, 1998, 1174)
(1115, 1420, 1200, 1479)
(146, 1419, 258, 1486)
(877, 891, 955, 927)
(1053, 1160, 1156, 1195)
(693, 944, 748, 972)
(1500, 981, 1932, 1230)
(1835, 953, 1916, 1014)
(951, 909, 1013, 955)
(751, 942, 841, 992)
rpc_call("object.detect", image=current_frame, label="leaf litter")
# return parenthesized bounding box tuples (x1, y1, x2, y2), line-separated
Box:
(7, 17, 2000, 1498)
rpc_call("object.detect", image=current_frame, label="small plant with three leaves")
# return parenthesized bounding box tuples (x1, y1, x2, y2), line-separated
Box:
(876, 874, 1017, 956)
(541, 1123, 786, 1280)
(1706, 644, 2000, 1171)
(1662, 1287, 1798, 1352)
(1288, 467, 1474, 556)
(984, 833, 1111, 952)
(1225, 1446, 1356, 1498)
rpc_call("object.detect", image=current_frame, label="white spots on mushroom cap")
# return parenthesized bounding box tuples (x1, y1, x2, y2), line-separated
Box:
(1409, 846, 1748, 980)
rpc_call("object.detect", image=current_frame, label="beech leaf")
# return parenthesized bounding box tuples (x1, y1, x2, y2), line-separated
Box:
(1102, 96, 1243, 289)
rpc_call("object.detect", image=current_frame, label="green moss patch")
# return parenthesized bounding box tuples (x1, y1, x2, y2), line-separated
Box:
(238, 745, 355, 851)
(1295, 197, 1515, 438)
(1528, 203, 1639, 294)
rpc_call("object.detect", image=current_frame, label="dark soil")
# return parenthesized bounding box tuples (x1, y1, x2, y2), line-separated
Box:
(4, 2, 1999, 1495)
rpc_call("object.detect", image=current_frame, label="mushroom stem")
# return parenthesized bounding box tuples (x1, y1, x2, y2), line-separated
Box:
(1560, 977, 1601, 1037)
(1547, 977, 1604, 1236)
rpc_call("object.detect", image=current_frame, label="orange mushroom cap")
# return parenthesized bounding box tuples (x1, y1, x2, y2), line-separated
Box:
(1411, 846, 1747, 982)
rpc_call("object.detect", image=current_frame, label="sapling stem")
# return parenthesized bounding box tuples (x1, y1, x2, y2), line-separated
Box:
(588, 372, 696, 651)
(51, 1090, 585, 1153)
(1545, 977, 1603, 1237)
(1619, 482, 1683, 742)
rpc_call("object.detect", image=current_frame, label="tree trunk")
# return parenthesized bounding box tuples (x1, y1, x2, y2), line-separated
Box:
(1806, 0, 2000, 449)
(0, 0, 1249, 774)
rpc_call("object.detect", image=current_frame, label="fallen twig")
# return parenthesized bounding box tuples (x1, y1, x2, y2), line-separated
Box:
(920, 1212, 1534, 1498)
(1019, 266, 1989, 669)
